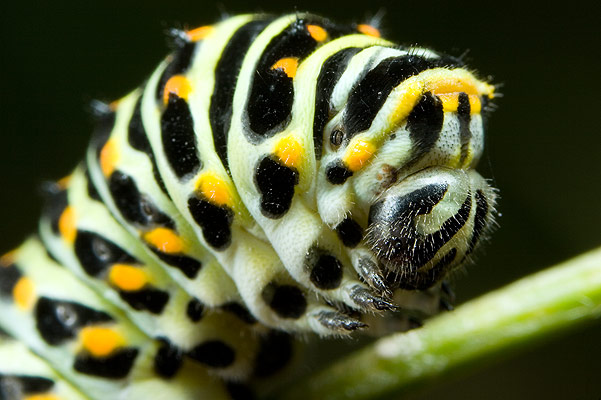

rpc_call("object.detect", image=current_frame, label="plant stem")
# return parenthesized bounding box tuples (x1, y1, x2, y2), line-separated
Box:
(279, 247, 601, 400)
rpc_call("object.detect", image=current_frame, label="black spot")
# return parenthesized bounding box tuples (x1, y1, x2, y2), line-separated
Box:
(307, 251, 343, 290)
(74, 231, 139, 277)
(150, 250, 202, 279)
(313, 47, 361, 159)
(254, 156, 299, 219)
(457, 92, 472, 165)
(118, 288, 169, 314)
(156, 41, 197, 102)
(222, 302, 257, 324)
(84, 167, 102, 202)
(211, 19, 272, 170)
(335, 217, 363, 247)
(226, 382, 257, 400)
(34, 297, 113, 346)
(344, 55, 458, 136)
(407, 92, 444, 163)
(43, 189, 67, 236)
(127, 98, 170, 196)
(187, 340, 235, 368)
(253, 330, 293, 378)
(108, 170, 175, 229)
(466, 190, 489, 255)
(186, 298, 204, 322)
(261, 283, 306, 319)
(154, 338, 183, 378)
(187, 197, 233, 250)
(325, 161, 353, 184)
(0, 375, 54, 395)
(161, 95, 201, 180)
(0, 263, 21, 298)
(74, 348, 139, 379)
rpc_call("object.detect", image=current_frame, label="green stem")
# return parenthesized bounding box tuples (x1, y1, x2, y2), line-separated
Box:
(279, 247, 601, 400)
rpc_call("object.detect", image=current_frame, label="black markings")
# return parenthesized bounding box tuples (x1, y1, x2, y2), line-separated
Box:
(211, 19, 272, 169)
(84, 167, 102, 202)
(108, 170, 175, 229)
(313, 47, 360, 159)
(325, 160, 353, 185)
(34, 297, 113, 346)
(0, 262, 21, 298)
(0, 375, 54, 395)
(254, 156, 299, 219)
(226, 382, 257, 400)
(261, 283, 307, 319)
(89, 105, 116, 155)
(127, 98, 170, 196)
(74, 348, 139, 379)
(245, 19, 321, 140)
(222, 302, 257, 324)
(335, 217, 363, 247)
(156, 41, 197, 102)
(161, 95, 201, 180)
(44, 189, 68, 236)
(74, 231, 139, 277)
(186, 298, 205, 322)
(253, 330, 293, 378)
(187, 340, 235, 368)
(344, 55, 456, 136)
(457, 92, 472, 165)
(306, 249, 343, 290)
(466, 190, 489, 255)
(187, 198, 233, 250)
(154, 338, 183, 378)
(151, 250, 202, 279)
(407, 92, 444, 163)
(118, 288, 169, 314)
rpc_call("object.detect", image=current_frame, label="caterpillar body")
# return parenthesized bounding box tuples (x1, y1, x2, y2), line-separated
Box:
(0, 13, 497, 400)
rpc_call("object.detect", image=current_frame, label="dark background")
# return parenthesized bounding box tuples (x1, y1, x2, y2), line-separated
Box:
(1, 1, 599, 398)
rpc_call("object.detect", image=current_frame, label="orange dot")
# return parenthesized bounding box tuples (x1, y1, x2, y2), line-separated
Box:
(24, 395, 61, 400)
(143, 227, 184, 254)
(14, 277, 35, 310)
(186, 25, 214, 42)
(80, 326, 124, 357)
(196, 172, 232, 206)
(56, 174, 72, 190)
(58, 206, 76, 244)
(307, 24, 328, 42)
(271, 57, 299, 78)
(99, 139, 118, 177)
(345, 139, 376, 172)
(274, 135, 303, 168)
(357, 24, 381, 38)
(163, 75, 192, 105)
(109, 264, 148, 291)
(0, 250, 17, 267)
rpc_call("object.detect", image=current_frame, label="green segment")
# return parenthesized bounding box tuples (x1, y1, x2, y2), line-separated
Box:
(280, 247, 601, 400)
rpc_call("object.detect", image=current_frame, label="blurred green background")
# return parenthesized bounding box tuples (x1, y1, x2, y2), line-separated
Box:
(1, 1, 599, 398)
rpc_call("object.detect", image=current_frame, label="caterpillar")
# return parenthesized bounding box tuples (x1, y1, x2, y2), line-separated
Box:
(0, 12, 497, 400)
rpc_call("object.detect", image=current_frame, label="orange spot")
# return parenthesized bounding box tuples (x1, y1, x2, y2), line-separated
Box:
(357, 24, 381, 38)
(438, 93, 460, 113)
(80, 326, 124, 357)
(196, 172, 232, 206)
(109, 264, 148, 291)
(108, 99, 120, 111)
(186, 25, 214, 41)
(271, 57, 299, 78)
(274, 135, 303, 168)
(469, 95, 482, 114)
(24, 395, 61, 400)
(163, 75, 192, 105)
(56, 174, 71, 190)
(143, 228, 184, 254)
(58, 206, 76, 243)
(0, 250, 16, 267)
(14, 277, 35, 310)
(307, 24, 328, 42)
(99, 139, 118, 177)
(345, 139, 376, 172)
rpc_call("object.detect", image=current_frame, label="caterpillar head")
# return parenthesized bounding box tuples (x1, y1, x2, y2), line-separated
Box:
(317, 49, 497, 290)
